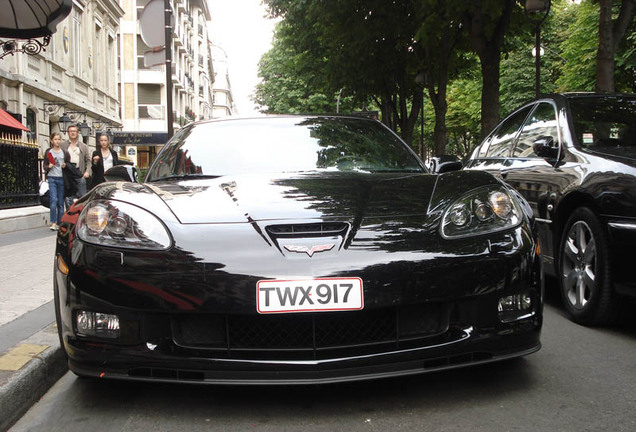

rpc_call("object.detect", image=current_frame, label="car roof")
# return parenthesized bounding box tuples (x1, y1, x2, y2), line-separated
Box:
(192, 113, 380, 127)
(547, 92, 636, 100)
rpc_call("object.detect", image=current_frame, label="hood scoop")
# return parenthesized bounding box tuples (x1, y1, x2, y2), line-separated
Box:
(266, 222, 350, 258)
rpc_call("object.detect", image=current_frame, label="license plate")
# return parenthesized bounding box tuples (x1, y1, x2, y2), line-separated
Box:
(256, 277, 364, 314)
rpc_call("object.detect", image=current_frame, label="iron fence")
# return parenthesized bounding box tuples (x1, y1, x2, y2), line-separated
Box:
(0, 134, 41, 209)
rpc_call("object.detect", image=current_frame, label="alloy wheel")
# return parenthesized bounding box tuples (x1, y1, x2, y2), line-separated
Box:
(561, 220, 596, 310)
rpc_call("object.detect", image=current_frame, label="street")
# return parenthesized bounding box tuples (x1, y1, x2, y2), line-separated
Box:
(3, 229, 636, 431)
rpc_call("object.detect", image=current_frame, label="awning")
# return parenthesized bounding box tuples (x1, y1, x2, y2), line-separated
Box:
(0, 0, 72, 39)
(0, 108, 30, 132)
(112, 131, 169, 146)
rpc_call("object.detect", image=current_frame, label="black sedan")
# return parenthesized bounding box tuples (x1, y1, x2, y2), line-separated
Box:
(54, 115, 542, 385)
(465, 93, 636, 326)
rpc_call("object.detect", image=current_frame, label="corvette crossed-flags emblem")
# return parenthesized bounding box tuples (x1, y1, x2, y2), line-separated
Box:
(283, 244, 335, 257)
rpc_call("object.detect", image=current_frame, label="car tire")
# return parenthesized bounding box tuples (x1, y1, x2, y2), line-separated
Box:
(53, 275, 67, 355)
(558, 207, 615, 325)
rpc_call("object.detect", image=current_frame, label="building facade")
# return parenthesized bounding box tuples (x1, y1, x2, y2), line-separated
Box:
(1, 0, 231, 171)
(210, 44, 235, 117)
(0, 0, 124, 156)
(118, 0, 215, 168)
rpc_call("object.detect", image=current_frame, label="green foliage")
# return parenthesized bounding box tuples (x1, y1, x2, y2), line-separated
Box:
(258, 0, 635, 158)
(261, 0, 431, 143)
(556, 0, 598, 91)
(253, 23, 356, 114)
(445, 77, 482, 158)
(554, 0, 635, 92)
(499, 1, 566, 117)
(615, 7, 636, 92)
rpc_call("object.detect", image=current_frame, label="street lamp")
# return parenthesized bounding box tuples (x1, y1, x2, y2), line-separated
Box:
(58, 113, 72, 133)
(78, 120, 91, 137)
(524, 0, 551, 97)
(58, 110, 89, 137)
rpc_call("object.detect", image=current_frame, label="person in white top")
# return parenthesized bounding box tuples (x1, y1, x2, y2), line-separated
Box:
(91, 133, 120, 187)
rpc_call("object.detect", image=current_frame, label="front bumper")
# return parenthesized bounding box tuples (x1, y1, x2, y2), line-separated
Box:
(67, 331, 541, 385)
(57, 279, 541, 385)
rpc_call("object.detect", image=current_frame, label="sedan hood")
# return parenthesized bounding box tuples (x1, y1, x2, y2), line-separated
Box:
(144, 172, 439, 224)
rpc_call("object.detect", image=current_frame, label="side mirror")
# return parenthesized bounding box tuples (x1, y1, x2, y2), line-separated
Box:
(104, 165, 139, 183)
(430, 155, 463, 174)
(532, 136, 559, 159)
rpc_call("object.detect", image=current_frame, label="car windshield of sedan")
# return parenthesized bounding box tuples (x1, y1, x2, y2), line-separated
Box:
(145, 117, 424, 181)
(569, 96, 636, 148)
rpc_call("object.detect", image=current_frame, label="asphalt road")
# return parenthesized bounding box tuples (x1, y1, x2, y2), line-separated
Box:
(9, 285, 636, 432)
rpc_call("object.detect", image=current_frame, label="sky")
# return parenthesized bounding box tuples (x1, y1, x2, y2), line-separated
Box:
(208, 1, 279, 116)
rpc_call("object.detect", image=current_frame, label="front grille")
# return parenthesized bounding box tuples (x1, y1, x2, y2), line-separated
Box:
(266, 222, 349, 238)
(172, 303, 450, 360)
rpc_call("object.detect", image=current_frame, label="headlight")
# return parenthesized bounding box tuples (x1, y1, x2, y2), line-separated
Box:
(441, 187, 522, 239)
(77, 200, 172, 250)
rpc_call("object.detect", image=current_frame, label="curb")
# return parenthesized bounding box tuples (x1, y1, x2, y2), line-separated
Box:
(0, 324, 67, 432)
(0, 207, 49, 235)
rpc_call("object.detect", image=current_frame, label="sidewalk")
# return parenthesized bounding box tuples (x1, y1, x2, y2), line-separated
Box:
(0, 207, 67, 431)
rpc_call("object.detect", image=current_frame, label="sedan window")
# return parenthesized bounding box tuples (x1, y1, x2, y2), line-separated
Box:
(512, 103, 559, 158)
(569, 97, 636, 148)
(485, 106, 533, 158)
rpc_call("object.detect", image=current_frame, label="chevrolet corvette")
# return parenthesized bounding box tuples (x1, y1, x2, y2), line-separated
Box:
(54, 115, 542, 384)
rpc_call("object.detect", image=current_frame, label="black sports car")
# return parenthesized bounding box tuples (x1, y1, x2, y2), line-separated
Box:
(465, 93, 636, 326)
(54, 115, 542, 385)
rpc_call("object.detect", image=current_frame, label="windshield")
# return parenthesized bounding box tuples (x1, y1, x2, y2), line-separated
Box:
(145, 116, 425, 181)
(569, 96, 636, 148)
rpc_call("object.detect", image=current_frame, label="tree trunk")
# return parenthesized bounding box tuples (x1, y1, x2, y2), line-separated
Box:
(480, 49, 501, 138)
(463, 0, 514, 140)
(596, 0, 635, 93)
(399, 88, 422, 147)
(428, 83, 448, 157)
(596, 0, 615, 92)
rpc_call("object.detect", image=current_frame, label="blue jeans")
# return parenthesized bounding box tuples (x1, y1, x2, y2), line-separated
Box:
(49, 176, 65, 224)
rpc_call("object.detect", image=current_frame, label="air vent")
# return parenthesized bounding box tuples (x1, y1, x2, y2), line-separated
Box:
(266, 222, 349, 238)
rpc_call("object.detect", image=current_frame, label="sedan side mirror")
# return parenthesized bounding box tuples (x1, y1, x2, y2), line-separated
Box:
(430, 155, 463, 174)
(104, 165, 139, 183)
(532, 136, 559, 159)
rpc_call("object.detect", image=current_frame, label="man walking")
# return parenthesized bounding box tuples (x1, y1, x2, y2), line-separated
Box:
(61, 124, 92, 206)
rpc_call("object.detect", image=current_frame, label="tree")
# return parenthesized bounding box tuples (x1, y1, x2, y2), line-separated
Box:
(500, 1, 570, 114)
(557, 0, 635, 92)
(615, 16, 636, 91)
(253, 22, 357, 114)
(263, 0, 425, 145)
(596, 0, 635, 92)
(461, 0, 524, 139)
(446, 76, 482, 158)
(413, 0, 469, 156)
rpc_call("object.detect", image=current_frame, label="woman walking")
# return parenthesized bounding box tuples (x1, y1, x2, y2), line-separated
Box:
(91, 133, 120, 187)
(43, 132, 70, 230)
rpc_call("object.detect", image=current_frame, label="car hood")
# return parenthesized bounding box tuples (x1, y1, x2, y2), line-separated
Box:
(96, 171, 500, 224)
(585, 146, 636, 167)
(146, 172, 437, 224)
